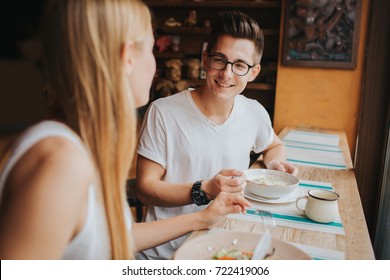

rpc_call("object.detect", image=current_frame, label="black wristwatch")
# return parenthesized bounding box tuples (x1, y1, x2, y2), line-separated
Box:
(191, 180, 211, 206)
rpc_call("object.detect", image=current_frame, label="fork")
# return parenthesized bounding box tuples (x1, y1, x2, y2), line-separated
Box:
(245, 209, 276, 259)
(245, 208, 276, 228)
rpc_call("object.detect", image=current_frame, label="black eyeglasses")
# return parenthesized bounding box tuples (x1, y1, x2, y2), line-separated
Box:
(208, 54, 254, 76)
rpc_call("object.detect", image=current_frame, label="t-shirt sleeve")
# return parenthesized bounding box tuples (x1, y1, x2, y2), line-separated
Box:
(137, 103, 167, 169)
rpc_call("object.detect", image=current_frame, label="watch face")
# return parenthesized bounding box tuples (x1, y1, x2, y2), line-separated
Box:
(192, 188, 210, 206)
(192, 190, 202, 205)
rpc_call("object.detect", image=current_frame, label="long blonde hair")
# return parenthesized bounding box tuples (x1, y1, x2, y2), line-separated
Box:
(42, 0, 151, 259)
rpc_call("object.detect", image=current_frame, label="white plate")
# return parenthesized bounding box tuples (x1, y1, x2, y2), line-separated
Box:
(174, 231, 311, 260)
(244, 187, 304, 204)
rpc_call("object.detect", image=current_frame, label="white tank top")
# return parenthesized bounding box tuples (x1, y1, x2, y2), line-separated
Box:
(0, 120, 132, 259)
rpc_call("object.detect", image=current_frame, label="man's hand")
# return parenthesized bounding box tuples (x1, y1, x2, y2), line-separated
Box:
(267, 160, 298, 176)
(202, 169, 247, 199)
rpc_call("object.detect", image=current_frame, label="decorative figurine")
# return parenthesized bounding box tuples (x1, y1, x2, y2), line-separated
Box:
(154, 59, 189, 98)
(164, 17, 182, 27)
(155, 79, 174, 98)
(184, 10, 197, 27)
(155, 36, 172, 52)
(203, 19, 211, 28)
(171, 36, 180, 52)
(164, 59, 182, 82)
(185, 58, 201, 80)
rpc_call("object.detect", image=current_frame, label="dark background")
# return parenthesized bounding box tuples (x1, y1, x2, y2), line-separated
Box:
(0, 0, 47, 133)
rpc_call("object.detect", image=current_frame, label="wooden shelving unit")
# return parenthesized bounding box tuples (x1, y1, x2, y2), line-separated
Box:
(145, 0, 281, 8)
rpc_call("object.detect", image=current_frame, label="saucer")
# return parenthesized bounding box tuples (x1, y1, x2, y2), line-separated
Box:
(244, 187, 304, 204)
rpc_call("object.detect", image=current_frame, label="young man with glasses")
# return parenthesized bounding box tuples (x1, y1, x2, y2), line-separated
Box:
(135, 10, 297, 260)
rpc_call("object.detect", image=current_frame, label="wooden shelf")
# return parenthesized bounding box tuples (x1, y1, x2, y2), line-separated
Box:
(157, 26, 279, 36)
(154, 52, 186, 59)
(145, 0, 281, 8)
(158, 26, 211, 35)
(247, 82, 276, 91)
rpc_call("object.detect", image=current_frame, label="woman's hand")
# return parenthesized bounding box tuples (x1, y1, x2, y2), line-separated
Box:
(199, 192, 252, 229)
(202, 169, 247, 199)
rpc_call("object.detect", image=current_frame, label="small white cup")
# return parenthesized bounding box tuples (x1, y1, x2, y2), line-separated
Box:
(295, 189, 340, 223)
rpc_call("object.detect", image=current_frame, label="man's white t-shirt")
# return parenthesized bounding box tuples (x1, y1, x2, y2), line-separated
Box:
(137, 89, 274, 259)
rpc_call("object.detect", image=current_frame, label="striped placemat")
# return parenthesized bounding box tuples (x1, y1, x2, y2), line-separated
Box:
(229, 180, 345, 235)
(282, 130, 347, 170)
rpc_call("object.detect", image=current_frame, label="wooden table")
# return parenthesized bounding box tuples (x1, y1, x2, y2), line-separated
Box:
(183, 128, 375, 260)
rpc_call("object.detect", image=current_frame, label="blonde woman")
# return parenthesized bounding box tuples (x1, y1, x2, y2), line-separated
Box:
(0, 0, 250, 260)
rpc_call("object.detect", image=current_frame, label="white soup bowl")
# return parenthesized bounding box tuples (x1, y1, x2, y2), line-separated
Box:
(244, 169, 299, 199)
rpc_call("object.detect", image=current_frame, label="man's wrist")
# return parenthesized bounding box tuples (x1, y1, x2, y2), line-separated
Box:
(191, 180, 211, 206)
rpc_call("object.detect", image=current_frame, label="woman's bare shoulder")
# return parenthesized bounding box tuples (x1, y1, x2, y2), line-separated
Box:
(7, 135, 95, 191)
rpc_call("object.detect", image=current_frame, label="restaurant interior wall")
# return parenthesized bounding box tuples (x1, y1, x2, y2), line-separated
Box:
(273, 0, 371, 161)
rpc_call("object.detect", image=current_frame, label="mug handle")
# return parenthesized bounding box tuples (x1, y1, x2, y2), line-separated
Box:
(295, 196, 307, 214)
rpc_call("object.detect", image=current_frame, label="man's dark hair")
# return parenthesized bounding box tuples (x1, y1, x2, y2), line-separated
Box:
(206, 10, 264, 64)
